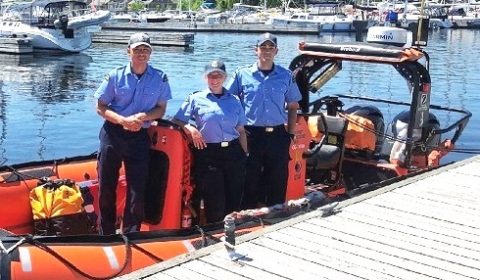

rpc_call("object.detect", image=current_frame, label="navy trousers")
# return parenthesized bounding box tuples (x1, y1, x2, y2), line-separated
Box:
(194, 139, 246, 223)
(97, 121, 150, 235)
(241, 125, 291, 209)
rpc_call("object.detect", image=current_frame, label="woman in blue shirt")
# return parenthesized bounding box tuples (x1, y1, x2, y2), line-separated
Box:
(174, 60, 248, 223)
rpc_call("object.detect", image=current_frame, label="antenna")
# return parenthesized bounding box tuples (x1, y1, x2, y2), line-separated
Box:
(413, 0, 429, 47)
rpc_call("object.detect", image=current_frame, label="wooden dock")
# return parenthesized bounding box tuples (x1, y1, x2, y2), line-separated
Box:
(0, 36, 33, 54)
(101, 22, 323, 35)
(116, 156, 480, 280)
(92, 31, 194, 47)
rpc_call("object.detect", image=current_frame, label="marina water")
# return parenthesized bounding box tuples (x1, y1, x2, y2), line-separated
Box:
(0, 30, 479, 165)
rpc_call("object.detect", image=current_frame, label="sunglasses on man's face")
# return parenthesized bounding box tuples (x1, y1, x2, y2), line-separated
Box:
(258, 44, 276, 51)
(131, 48, 152, 54)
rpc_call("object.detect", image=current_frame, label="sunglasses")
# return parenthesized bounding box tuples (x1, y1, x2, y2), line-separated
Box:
(131, 48, 152, 54)
(207, 73, 225, 79)
(258, 44, 276, 50)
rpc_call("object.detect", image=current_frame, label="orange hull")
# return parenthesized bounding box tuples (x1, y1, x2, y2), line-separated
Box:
(2, 226, 260, 280)
(0, 120, 194, 234)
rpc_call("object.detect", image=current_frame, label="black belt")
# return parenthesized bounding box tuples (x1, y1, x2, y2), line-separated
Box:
(245, 124, 285, 133)
(207, 138, 240, 148)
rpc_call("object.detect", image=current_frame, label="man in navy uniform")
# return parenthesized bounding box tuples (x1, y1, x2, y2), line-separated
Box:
(226, 33, 301, 209)
(94, 32, 172, 234)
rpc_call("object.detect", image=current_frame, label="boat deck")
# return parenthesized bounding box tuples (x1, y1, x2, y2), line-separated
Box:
(116, 156, 480, 280)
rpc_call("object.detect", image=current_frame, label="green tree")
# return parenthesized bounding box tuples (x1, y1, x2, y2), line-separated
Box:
(129, 1, 146, 12)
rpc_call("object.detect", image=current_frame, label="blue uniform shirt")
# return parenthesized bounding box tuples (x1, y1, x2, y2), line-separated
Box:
(174, 89, 246, 143)
(94, 63, 172, 126)
(225, 63, 301, 126)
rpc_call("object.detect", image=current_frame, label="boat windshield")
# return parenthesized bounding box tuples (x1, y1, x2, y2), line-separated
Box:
(1, 0, 88, 24)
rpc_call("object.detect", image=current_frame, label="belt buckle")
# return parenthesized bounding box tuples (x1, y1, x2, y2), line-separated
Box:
(221, 141, 229, 147)
(265, 127, 274, 132)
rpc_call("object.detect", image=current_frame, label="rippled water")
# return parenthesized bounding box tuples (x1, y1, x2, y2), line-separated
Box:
(0, 29, 479, 164)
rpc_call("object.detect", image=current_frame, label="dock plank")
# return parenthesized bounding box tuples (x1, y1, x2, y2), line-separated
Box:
(180, 260, 251, 280)
(364, 193, 480, 226)
(293, 221, 477, 279)
(266, 230, 431, 280)
(162, 265, 215, 280)
(143, 272, 179, 280)
(201, 252, 290, 280)
(221, 242, 333, 280)
(356, 199, 480, 235)
(253, 234, 401, 280)
(318, 216, 480, 269)
(278, 225, 445, 279)
(332, 206, 480, 258)
(338, 205, 480, 252)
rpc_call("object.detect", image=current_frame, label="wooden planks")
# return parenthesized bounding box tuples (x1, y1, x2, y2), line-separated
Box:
(91, 31, 194, 47)
(0, 36, 33, 54)
(117, 156, 480, 280)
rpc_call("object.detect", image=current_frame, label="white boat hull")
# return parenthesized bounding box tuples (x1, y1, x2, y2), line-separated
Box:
(66, 10, 111, 29)
(269, 17, 356, 32)
(0, 21, 91, 52)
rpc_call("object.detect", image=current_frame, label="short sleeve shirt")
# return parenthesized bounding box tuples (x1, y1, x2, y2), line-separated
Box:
(225, 63, 301, 126)
(94, 63, 172, 126)
(174, 89, 246, 143)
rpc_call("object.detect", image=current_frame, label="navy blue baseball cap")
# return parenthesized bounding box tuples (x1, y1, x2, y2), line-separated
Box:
(204, 60, 226, 75)
(257, 32, 277, 46)
(128, 32, 152, 49)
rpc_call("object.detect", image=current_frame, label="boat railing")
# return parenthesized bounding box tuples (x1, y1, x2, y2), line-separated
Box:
(1, 6, 95, 26)
(33, 8, 99, 26)
(332, 94, 472, 144)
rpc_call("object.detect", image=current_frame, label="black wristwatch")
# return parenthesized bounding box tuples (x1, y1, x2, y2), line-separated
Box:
(288, 133, 295, 140)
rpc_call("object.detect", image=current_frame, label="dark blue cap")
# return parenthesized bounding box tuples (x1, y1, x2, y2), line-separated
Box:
(204, 60, 226, 75)
(257, 32, 277, 46)
(128, 32, 151, 49)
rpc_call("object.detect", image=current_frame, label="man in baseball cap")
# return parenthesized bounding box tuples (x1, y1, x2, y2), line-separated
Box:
(94, 30, 172, 235)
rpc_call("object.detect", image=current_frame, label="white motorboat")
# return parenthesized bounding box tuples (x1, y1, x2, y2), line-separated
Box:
(0, 0, 111, 52)
(109, 13, 145, 24)
(449, 4, 480, 29)
(140, 11, 172, 23)
(267, 3, 357, 32)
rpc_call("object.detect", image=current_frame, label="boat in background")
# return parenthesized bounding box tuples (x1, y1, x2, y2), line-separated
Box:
(449, 3, 480, 29)
(139, 11, 172, 23)
(0, 0, 110, 52)
(200, 0, 221, 14)
(267, 2, 363, 32)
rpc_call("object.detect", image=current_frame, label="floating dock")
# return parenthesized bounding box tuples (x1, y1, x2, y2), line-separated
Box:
(116, 156, 480, 279)
(0, 36, 33, 54)
(92, 31, 194, 47)
(101, 20, 371, 35)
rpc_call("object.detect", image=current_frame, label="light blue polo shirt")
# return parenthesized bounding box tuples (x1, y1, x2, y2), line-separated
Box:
(94, 63, 172, 125)
(174, 89, 246, 144)
(225, 63, 301, 126)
